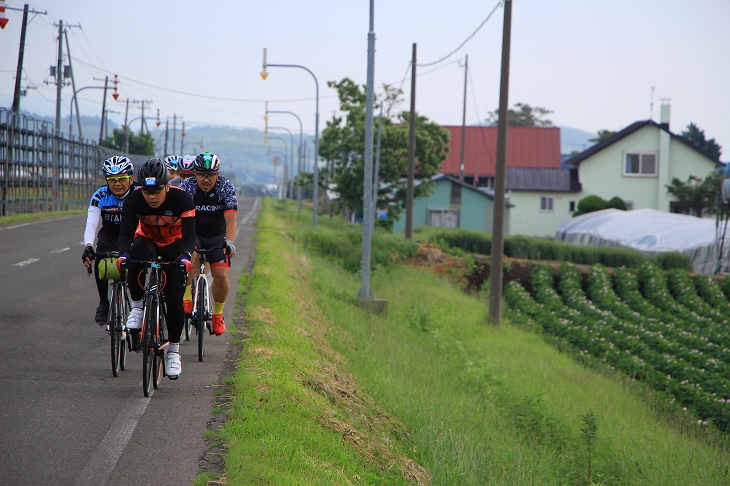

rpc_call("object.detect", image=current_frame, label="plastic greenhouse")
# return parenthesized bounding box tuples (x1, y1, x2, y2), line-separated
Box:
(555, 208, 730, 274)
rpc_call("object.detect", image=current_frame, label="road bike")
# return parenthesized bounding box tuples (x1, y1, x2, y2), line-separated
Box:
(126, 256, 184, 397)
(88, 251, 131, 377)
(187, 247, 225, 362)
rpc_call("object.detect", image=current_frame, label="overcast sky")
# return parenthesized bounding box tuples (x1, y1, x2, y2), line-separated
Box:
(1, 0, 728, 157)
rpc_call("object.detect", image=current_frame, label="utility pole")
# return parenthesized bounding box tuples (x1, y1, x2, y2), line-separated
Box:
(171, 114, 177, 155)
(64, 28, 81, 137)
(163, 118, 169, 156)
(98, 75, 108, 145)
(488, 0, 513, 327)
(405, 43, 417, 240)
(54, 20, 63, 137)
(459, 54, 468, 182)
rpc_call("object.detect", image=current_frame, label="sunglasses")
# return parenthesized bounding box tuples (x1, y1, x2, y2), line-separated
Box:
(196, 173, 217, 180)
(106, 175, 131, 183)
(141, 186, 165, 195)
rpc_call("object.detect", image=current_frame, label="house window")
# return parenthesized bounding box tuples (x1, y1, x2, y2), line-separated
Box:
(624, 152, 657, 176)
(450, 182, 462, 205)
(540, 196, 554, 212)
(569, 201, 576, 212)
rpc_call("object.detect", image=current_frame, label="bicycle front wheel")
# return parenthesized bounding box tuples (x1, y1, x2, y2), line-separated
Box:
(153, 298, 166, 389)
(110, 283, 121, 377)
(119, 285, 130, 371)
(142, 294, 156, 397)
(197, 277, 207, 362)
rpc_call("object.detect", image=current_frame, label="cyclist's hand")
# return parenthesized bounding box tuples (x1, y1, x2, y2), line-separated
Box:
(116, 254, 129, 273)
(82, 245, 95, 270)
(178, 253, 192, 274)
(225, 239, 236, 258)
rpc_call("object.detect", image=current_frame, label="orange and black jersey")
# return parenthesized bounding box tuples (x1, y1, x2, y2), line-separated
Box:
(117, 186, 196, 253)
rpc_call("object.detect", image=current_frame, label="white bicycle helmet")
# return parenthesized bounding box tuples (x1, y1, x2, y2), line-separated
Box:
(164, 155, 181, 172)
(179, 155, 196, 175)
(102, 156, 134, 177)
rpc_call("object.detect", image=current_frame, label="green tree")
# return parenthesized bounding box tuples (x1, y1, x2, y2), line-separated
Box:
(485, 103, 553, 127)
(101, 127, 154, 156)
(679, 123, 722, 161)
(665, 169, 723, 217)
(588, 129, 616, 145)
(319, 78, 450, 222)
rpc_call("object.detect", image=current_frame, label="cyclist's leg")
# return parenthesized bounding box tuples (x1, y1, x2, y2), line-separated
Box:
(204, 234, 230, 335)
(127, 237, 156, 351)
(93, 232, 116, 324)
(183, 235, 202, 315)
(160, 241, 186, 378)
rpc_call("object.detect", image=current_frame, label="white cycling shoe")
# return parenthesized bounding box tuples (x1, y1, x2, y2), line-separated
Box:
(166, 352, 181, 379)
(126, 307, 144, 330)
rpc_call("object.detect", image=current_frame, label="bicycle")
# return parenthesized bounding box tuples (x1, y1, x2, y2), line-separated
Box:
(88, 251, 131, 377)
(187, 247, 221, 362)
(124, 255, 185, 397)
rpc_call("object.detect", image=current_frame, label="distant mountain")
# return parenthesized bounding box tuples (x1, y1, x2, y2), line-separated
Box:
(560, 126, 597, 155)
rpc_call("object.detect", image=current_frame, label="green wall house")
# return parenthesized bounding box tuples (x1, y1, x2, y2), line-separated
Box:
(392, 175, 512, 234)
(565, 102, 723, 214)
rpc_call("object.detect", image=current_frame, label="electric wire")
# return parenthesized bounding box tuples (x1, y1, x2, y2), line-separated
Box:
(417, 1, 502, 68)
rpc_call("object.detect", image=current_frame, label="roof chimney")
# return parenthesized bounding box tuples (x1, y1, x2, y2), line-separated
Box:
(659, 99, 671, 130)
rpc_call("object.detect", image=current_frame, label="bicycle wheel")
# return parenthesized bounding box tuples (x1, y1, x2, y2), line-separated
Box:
(153, 298, 166, 389)
(142, 294, 156, 397)
(119, 285, 130, 371)
(197, 277, 207, 362)
(110, 283, 121, 377)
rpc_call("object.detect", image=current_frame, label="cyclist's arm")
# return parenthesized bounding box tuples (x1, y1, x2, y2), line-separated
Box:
(117, 198, 139, 254)
(84, 205, 102, 247)
(224, 210, 237, 243)
(181, 213, 196, 255)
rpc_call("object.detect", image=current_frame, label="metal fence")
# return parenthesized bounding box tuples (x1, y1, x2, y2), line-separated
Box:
(0, 107, 145, 216)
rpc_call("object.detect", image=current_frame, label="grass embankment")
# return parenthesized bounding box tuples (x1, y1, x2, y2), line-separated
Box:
(0, 210, 85, 227)
(217, 202, 730, 485)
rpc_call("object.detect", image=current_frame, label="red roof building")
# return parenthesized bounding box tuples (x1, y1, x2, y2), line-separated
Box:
(440, 126, 563, 185)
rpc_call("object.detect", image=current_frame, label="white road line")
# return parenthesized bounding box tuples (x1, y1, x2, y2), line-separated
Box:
(235, 196, 260, 240)
(74, 395, 151, 486)
(13, 258, 40, 266)
(50, 247, 70, 254)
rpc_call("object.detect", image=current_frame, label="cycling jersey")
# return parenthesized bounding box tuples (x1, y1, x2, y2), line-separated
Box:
(83, 185, 131, 245)
(118, 186, 196, 253)
(180, 175, 238, 238)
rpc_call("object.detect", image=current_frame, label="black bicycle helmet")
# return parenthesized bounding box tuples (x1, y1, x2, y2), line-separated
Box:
(193, 152, 221, 172)
(137, 158, 170, 188)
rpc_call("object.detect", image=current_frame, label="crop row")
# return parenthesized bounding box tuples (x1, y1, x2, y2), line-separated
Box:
(505, 261, 730, 432)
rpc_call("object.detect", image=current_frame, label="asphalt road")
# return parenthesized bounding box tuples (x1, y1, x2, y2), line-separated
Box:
(0, 196, 260, 485)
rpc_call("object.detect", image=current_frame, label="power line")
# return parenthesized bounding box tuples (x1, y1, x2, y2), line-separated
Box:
(418, 1, 502, 68)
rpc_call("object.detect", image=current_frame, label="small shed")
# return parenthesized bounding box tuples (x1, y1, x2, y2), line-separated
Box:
(393, 174, 511, 234)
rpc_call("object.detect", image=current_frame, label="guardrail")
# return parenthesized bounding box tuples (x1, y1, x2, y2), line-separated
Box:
(0, 107, 145, 216)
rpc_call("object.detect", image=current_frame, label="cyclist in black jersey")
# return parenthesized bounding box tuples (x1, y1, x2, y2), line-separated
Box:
(179, 152, 238, 335)
(116, 158, 196, 379)
(82, 156, 135, 324)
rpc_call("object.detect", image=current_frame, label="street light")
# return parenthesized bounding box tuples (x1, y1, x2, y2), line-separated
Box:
(266, 107, 304, 212)
(268, 148, 287, 199)
(266, 135, 289, 197)
(266, 126, 294, 199)
(261, 48, 320, 229)
(68, 85, 106, 139)
(124, 116, 146, 154)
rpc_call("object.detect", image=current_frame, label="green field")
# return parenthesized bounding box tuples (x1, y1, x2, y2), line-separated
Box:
(213, 202, 730, 485)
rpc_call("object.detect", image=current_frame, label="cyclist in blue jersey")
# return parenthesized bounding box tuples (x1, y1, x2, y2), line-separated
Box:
(179, 152, 238, 335)
(82, 156, 135, 324)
